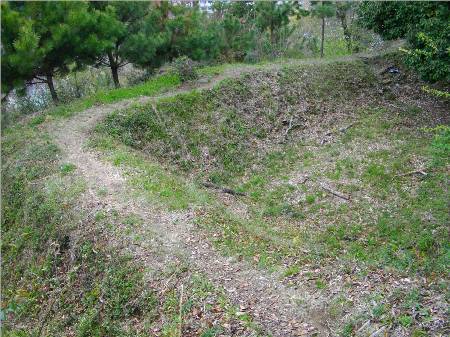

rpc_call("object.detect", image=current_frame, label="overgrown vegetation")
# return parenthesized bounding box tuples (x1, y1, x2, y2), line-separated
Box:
(2, 72, 180, 128)
(98, 60, 374, 183)
(91, 57, 449, 334)
(2, 0, 373, 107)
(358, 1, 450, 82)
(2, 2, 449, 335)
(1, 109, 261, 337)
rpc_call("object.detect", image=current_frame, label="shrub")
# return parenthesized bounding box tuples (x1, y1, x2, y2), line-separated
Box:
(171, 56, 199, 82)
(357, 2, 449, 82)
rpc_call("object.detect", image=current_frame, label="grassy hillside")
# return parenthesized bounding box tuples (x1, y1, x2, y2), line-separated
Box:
(1, 88, 260, 337)
(91, 55, 450, 334)
(96, 61, 375, 183)
(2, 54, 449, 336)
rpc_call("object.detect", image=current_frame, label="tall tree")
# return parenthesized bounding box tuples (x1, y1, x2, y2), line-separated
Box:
(255, 1, 293, 44)
(125, 2, 221, 69)
(90, 1, 150, 88)
(311, 1, 336, 58)
(212, 0, 256, 61)
(122, 3, 172, 69)
(167, 4, 221, 61)
(1, 3, 41, 101)
(335, 1, 353, 52)
(1, 2, 109, 102)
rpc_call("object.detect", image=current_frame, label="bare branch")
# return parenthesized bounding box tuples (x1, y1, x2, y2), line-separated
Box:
(320, 183, 351, 201)
(202, 182, 247, 196)
(396, 169, 428, 177)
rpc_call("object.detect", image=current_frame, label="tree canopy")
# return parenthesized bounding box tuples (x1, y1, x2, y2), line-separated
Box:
(2, 0, 448, 104)
(1, 1, 109, 101)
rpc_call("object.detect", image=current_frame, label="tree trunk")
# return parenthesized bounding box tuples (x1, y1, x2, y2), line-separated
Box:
(320, 17, 325, 58)
(337, 9, 352, 52)
(108, 51, 120, 88)
(46, 73, 58, 103)
(111, 66, 120, 89)
(270, 25, 275, 45)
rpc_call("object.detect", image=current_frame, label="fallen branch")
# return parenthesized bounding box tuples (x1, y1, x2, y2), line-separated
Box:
(178, 284, 184, 337)
(396, 169, 427, 177)
(300, 176, 309, 184)
(202, 182, 247, 196)
(320, 184, 351, 201)
(320, 131, 332, 145)
(283, 116, 294, 136)
(339, 122, 356, 133)
(282, 116, 303, 142)
(320, 122, 355, 145)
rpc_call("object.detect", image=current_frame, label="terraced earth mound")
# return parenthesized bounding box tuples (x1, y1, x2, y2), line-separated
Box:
(3, 53, 449, 336)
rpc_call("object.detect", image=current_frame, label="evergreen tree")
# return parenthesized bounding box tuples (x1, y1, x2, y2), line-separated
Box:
(335, 1, 353, 53)
(255, 1, 293, 44)
(90, 1, 150, 88)
(167, 5, 221, 61)
(311, 1, 336, 58)
(211, 0, 256, 61)
(122, 3, 172, 69)
(1, 2, 109, 102)
(1, 3, 41, 101)
(125, 2, 220, 69)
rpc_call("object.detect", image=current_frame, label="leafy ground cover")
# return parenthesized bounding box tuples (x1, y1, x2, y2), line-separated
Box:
(91, 55, 449, 335)
(1, 112, 261, 336)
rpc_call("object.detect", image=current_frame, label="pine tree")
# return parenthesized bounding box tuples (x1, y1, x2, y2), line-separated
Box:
(1, 2, 108, 102)
(255, 1, 293, 44)
(1, 3, 41, 100)
(90, 1, 150, 88)
(335, 1, 353, 53)
(311, 1, 336, 58)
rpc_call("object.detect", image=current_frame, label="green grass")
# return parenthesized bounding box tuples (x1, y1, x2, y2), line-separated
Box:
(2, 118, 263, 336)
(1, 124, 157, 336)
(323, 38, 351, 58)
(39, 73, 181, 121)
(88, 57, 449, 334)
(98, 60, 374, 186)
(88, 133, 210, 210)
(95, 61, 449, 278)
(60, 163, 77, 175)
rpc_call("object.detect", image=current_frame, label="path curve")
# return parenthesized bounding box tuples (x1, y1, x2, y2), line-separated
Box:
(48, 59, 377, 336)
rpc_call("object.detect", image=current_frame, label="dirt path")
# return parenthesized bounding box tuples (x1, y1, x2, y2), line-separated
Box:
(47, 64, 353, 336)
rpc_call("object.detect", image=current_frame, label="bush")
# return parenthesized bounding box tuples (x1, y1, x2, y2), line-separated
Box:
(357, 2, 449, 82)
(171, 56, 198, 82)
(243, 50, 261, 64)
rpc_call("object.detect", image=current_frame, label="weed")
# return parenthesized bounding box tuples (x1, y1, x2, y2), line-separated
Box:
(283, 265, 300, 278)
(315, 279, 326, 289)
(49, 73, 180, 119)
(60, 163, 76, 175)
(398, 315, 413, 327)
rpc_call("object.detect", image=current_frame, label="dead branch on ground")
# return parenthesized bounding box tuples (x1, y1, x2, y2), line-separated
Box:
(320, 184, 351, 201)
(395, 169, 428, 177)
(202, 182, 247, 196)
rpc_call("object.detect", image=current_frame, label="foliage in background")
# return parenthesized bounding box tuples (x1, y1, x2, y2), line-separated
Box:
(255, 0, 293, 44)
(2, 0, 385, 124)
(1, 2, 110, 102)
(89, 1, 150, 88)
(311, 1, 337, 58)
(357, 1, 450, 82)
